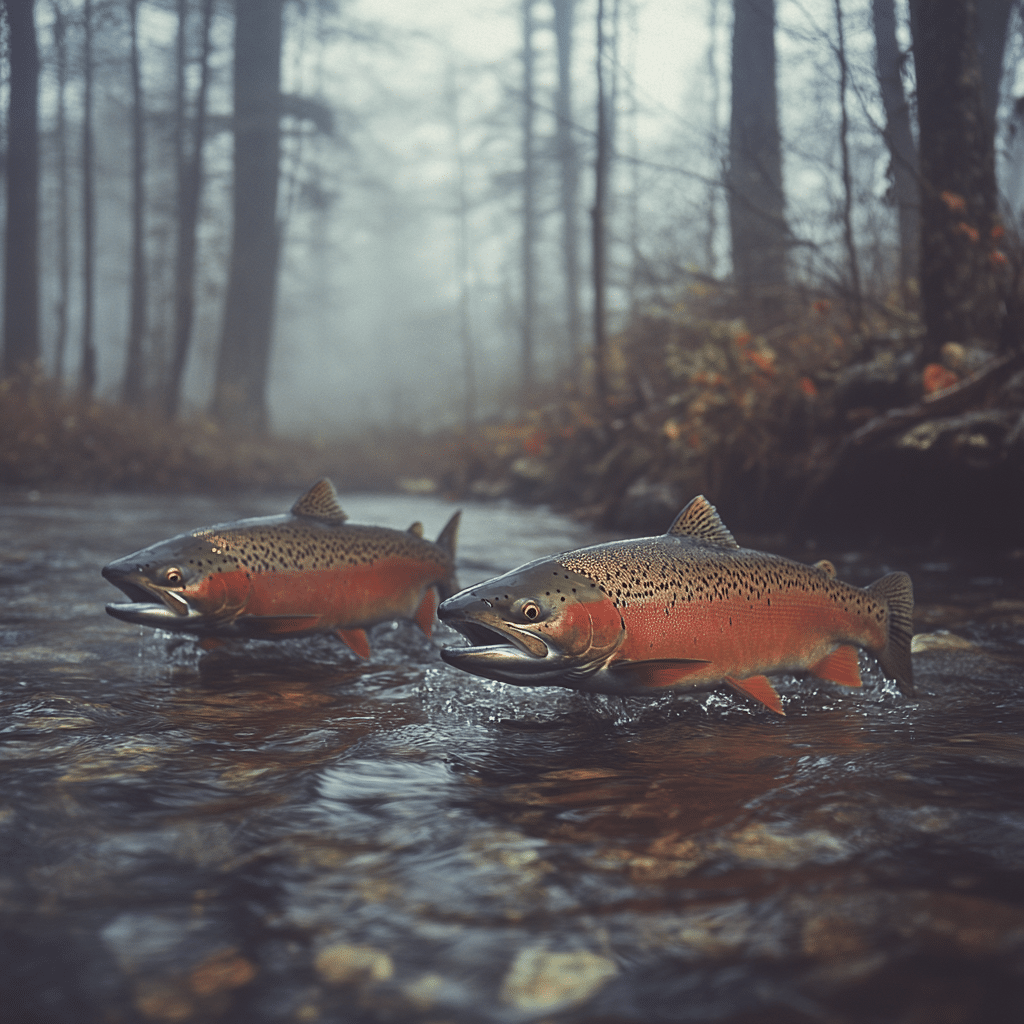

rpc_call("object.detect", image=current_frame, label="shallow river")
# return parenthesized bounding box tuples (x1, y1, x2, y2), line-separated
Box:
(2, 489, 1024, 1024)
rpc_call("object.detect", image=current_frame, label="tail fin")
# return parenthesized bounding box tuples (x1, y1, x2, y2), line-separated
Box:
(435, 510, 462, 600)
(868, 572, 915, 695)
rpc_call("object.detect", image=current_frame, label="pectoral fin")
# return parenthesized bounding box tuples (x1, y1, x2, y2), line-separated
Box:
(725, 675, 785, 715)
(414, 588, 437, 638)
(609, 658, 711, 689)
(337, 627, 371, 659)
(808, 645, 862, 687)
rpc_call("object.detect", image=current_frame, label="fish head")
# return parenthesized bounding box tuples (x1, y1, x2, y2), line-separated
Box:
(438, 558, 624, 686)
(102, 530, 250, 632)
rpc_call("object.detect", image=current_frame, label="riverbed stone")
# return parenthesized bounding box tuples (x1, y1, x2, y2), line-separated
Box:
(314, 942, 395, 986)
(499, 946, 617, 1011)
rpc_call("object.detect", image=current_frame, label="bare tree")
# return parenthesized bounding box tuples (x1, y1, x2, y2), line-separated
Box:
(80, 0, 97, 398)
(445, 61, 477, 427)
(520, 0, 537, 406)
(871, 0, 919, 304)
(1, 0, 40, 380)
(703, 0, 722, 277)
(552, 0, 582, 374)
(909, 0, 1004, 361)
(833, 0, 862, 330)
(165, 0, 214, 419)
(51, 0, 70, 384)
(211, 0, 284, 431)
(727, 0, 787, 331)
(592, 0, 611, 406)
(121, 0, 147, 404)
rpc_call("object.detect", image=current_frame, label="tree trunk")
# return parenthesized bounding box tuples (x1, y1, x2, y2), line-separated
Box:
(977, 0, 1012, 130)
(909, 0, 1002, 361)
(703, 0, 722, 276)
(51, 0, 69, 385)
(1, 0, 40, 380)
(727, 0, 787, 332)
(520, 0, 537, 407)
(121, 0, 147, 405)
(445, 64, 477, 428)
(834, 0, 862, 330)
(80, 0, 97, 398)
(592, 0, 610, 407)
(871, 0, 919, 304)
(165, 0, 214, 419)
(553, 0, 582, 375)
(210, 0, 283, 432)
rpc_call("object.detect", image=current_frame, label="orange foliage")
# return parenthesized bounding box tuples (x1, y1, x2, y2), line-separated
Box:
(954, 221, 980, 243)
(922, 363, 958, 395)
(522, 429, 547, 456)
(940, 190, 967, 212)
(745, 350, 776, 375)
(799, 376, 818, 398)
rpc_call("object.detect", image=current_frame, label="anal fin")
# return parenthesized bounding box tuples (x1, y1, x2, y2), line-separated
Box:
(725, 675, 785, 716)
(337, 627, 371, 659)
(609, 658, 711, 689)
(414, 588, 437, 638)
(808, 645, 862, 687)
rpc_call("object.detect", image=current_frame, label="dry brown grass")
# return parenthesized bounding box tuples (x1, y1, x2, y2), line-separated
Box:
(0, 380, 461, 494)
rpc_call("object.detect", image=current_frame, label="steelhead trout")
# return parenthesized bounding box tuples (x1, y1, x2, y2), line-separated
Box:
(103, 479, 460, 657)
(438, 495, 913, 714)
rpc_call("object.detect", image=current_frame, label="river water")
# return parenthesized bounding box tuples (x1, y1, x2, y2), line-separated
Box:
(1, 488, 1024, 1024)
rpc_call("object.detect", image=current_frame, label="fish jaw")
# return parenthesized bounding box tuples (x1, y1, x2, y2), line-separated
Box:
(438, 559, 625, 686)
(101, 537, 249, 635)
(102, 562, 195, 624)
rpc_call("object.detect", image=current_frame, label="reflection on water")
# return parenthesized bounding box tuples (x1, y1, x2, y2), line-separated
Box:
(1, 489, 1024, 1022)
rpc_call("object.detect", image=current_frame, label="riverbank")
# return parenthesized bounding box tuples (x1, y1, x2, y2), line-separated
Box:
(0, 378, 460, 495)
(4, 301, 1023, 547)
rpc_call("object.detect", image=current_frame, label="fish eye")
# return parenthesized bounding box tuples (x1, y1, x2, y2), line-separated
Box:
(521, 601, 541, 621)
(164, 567, 184, 586)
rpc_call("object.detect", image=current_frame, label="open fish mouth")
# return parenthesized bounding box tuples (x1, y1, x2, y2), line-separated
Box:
(102, 566, 194, 623)
(438, 614, 578, 685)
(441, 615, 550, 658)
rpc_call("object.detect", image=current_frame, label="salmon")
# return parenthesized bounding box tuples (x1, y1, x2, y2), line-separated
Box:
(438, 495, 913, 714)
(103, 479, 460, 657)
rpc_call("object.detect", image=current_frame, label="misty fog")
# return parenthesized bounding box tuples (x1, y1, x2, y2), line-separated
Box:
(17, 0, 1024, 436)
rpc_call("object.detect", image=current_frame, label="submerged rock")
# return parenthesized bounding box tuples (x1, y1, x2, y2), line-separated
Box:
(499, 946, 618, 1011)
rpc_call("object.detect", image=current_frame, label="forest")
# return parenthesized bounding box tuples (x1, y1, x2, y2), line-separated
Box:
(0, 0, 1023, 544)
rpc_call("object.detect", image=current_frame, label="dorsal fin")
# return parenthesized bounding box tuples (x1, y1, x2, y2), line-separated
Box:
(434, 510, 461, 557)
(290, 479, 348, 523)
(666, 496, 739, 548)
(407, 522, 424, 538)
(813, 559, 837, 577)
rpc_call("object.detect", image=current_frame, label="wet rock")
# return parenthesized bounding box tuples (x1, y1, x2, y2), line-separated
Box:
(727, 822, 849, 868)
(911, 630, 984, 654)
(834, 349, 915, 414)
(187, 947, 257, 996)
(510, 456, 554, 486)
(499, 946, 617, 1011)
(314, 942, 394, 986)
(133, 978, 195, 1022)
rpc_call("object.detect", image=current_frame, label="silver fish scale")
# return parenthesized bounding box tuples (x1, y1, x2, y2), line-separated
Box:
(196, 522, 447, 576)
(557, 539, 884, 622)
